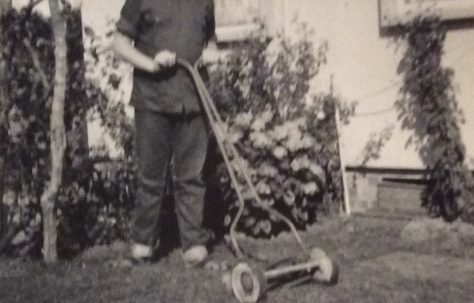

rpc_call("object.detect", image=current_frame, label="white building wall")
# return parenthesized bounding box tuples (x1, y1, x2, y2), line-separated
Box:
(282, 0, 474, 168)
(19, 0, 472, 167)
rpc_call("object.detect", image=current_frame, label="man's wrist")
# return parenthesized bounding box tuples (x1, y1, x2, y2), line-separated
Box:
(143, 58, 159, 73)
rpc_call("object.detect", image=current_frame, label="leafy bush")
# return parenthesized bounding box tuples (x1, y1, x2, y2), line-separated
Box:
(79, 27, 353, 240)
(83, 20, 135, 158)
(55, 159, 135, 255)
(1, 7, 352, 255)
(80, 26, 354, 239)
(0, 7, 135, 257)
(208, 34, 354, 237)
(394, 16, 474, 222)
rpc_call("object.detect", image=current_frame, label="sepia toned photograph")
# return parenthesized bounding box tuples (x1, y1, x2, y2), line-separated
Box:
(0, 0, 473, 302)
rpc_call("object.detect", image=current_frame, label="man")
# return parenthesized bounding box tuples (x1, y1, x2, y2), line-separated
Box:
(112, 0, 215, 266)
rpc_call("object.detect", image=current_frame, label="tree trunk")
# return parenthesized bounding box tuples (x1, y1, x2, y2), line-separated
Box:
(41, 0, 67, 264)
(0, 0, 12, 243)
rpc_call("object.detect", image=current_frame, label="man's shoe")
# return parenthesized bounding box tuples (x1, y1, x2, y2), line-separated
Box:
(130, 243, 153, 262)
(107, 243, 153, 268)
(183, 245, 208, 268)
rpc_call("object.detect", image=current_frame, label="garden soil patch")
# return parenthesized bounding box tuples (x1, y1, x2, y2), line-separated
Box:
(357, 252, 474, 284)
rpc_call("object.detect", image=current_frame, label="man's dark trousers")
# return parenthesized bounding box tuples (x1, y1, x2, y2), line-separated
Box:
(133, 109, 209, 251)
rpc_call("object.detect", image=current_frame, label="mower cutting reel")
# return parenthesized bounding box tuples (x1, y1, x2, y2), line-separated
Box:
(176, 59, 339, 303)
(228, 246, 338, 303)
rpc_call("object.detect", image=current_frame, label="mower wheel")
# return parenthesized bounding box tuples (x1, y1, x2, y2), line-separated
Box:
(310, 247, 339, 285)
(231, 262, 266, 303)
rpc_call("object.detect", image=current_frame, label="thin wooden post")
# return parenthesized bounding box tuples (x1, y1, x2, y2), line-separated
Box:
(40, 0, 68, 264)
(330, 75, 351, 215)
(335, 108, 351, 215)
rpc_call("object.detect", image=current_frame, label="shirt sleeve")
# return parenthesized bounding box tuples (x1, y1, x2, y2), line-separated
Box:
(205, 0, 216, 42)
(116, 0, 143, 39)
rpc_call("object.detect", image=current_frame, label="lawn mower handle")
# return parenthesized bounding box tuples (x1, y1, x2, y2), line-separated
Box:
(175, 58, 307, 256)
(176, 58, 339, 303)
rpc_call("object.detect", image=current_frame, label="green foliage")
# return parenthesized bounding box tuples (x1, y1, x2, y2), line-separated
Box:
(1, 7, 352, 253)
(80, 27, 354, 239)
(56, 159, 135, 254)
(208, 35, 352, 237)
(395, 16, 474, 222)
(83, 21, 134, 158)
(1, 7, 134, 257)
(359, 124, 394, 167)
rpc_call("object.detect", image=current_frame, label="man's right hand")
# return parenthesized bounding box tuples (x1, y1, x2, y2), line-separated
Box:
(112, 33, 176, 74)
(153, 50, 176, 72)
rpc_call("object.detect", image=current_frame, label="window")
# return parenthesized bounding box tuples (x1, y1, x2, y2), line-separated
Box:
(215, 0, 284, 42)
(379, 0, 474, 27)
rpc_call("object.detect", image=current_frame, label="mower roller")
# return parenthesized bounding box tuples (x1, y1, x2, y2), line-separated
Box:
(177, 59, 339, 303)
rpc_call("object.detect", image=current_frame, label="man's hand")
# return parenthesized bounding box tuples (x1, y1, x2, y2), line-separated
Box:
(112, 33, 175, 74)
(200, 40, 219, 66)
(111, 32, 176, 73)
(153, 50, 176, 72)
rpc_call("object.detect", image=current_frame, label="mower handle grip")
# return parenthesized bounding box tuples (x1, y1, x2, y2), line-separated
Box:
(176, 58, 200, 74)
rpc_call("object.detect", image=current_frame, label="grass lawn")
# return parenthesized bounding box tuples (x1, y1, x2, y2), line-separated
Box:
(1, 215, 473, 303)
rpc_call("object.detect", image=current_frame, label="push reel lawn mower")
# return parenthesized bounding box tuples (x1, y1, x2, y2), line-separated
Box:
(177, 59, 339, 303)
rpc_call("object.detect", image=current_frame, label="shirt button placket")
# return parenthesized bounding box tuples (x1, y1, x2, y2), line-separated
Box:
(175, 0, 187, 114)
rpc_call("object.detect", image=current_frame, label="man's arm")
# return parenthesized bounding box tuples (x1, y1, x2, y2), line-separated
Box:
(201, 0, 218, 65)
(112, 32, 176, 73)
(201, 38, 219, 65)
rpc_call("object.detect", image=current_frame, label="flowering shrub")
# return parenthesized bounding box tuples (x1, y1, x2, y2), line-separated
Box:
(78, 25, 353, 239)
(81, 25, 355, 239)
(209, 34, 353, 237)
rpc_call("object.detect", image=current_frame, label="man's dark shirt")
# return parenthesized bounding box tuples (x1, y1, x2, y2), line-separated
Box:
(116, 0, 215, 113)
